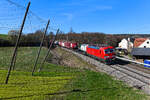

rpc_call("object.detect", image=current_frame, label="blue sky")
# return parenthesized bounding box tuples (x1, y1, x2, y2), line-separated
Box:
(1, 0, 150, 34)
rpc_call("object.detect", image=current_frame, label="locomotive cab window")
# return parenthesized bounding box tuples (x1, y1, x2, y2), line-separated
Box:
(105, 49, 110, 54)
(105, 49, 114, 54)
(110, 49, 114, 53)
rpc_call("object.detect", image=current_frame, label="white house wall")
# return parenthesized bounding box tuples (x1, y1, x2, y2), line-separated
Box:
(119, 39, 128, 49)
(119, 38, 133, 49)
(139, 39, 150, 48)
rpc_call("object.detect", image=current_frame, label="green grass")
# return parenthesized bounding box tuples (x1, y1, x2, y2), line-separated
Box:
(0, 34, 9, 40)
(0, 67, 77, 100)
(0, 47, 81, 99)
(61, 70, 147, 100)
(0, 47, 148, 100)
(0, 47, 47, 71)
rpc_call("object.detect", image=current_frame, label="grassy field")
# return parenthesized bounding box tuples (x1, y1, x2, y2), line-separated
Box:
(63, 70, 147, 100)
(0, 34, 9, 40)
(0, 47, 47, 71)
(0, 47, 148, 100)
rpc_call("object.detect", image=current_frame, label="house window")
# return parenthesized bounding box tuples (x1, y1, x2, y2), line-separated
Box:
(144, 46, 146, 48)
(147, 41, 149, 44)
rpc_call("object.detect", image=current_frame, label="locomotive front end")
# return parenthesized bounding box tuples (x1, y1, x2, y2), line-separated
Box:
(104, 47, 116, 64)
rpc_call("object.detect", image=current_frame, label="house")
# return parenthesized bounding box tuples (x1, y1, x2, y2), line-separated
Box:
(134, 38, 150, 48)
(118, 38, 134, 51)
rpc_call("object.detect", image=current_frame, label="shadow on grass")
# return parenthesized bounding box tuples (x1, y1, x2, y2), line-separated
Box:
(0, 87, 121, 100)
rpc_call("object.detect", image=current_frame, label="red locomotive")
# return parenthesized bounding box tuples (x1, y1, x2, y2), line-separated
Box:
(86, 45, 115, 64)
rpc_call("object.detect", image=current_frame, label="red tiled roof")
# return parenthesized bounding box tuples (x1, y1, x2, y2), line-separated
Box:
(134, 38, 148, 47)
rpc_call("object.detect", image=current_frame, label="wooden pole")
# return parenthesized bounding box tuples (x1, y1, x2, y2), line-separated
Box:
(5, 2, 31, 84)
(38, 29, 59, 72)
(31, 20, 50, 76)
(12, 52, 17, 70)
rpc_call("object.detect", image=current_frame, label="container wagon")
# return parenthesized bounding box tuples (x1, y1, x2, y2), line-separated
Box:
(70, 43, 78, 49)
(64, 42, 71, 48)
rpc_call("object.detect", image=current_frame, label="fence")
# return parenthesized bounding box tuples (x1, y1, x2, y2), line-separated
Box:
(0, 0, 87, 99)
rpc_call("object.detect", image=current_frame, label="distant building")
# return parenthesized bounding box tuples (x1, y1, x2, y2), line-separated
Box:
(134, 38, 150, 48)
(118, 38, 134, 51)
(131, 48, 150, 59)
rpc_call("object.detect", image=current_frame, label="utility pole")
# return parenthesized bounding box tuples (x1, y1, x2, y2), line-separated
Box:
(32, 20, 50, 76)
(38, 29, 59, 72)
(5, 2, 31, 84)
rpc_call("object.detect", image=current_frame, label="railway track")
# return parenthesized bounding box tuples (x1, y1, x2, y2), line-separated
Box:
(113, 59, 150, 81)
(61, 47, 150, 94)
(128, 63, 150, 74)
(110, 64, 150, 85)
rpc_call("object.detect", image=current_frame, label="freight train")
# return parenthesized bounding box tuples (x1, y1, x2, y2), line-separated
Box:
(59, 41, 78, 49)
(58, 41, 115, 64)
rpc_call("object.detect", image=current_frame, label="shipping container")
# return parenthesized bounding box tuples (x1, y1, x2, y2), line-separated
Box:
(80, 44, 88, 52)
(64, 42, 71, 48)
(70, 43, 78, 49)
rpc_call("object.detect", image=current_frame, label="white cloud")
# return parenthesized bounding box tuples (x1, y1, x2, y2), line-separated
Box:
(61, 13, 73, 21)
(61, 2, 83, 6)
(95, 6, 112, 10)
(80, 5, 112, 14)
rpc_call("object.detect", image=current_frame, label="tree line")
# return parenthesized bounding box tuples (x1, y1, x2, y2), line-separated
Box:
(0, 30, 54, 47)
(57, 32, 129, 47)
(1, 29, 149, 47)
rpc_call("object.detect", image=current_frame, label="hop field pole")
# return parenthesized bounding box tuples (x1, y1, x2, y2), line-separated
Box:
(38, 29, 59, 72)
(5, 2, 31, 84)
(12, 52, 17, 70)
(31, 20, 50, 76)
